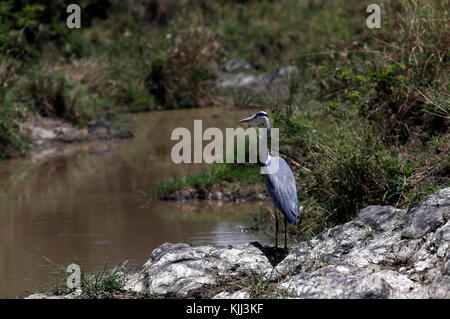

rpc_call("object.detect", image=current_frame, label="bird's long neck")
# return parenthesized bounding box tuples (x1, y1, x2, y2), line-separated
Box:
(260, 117, 272, 165)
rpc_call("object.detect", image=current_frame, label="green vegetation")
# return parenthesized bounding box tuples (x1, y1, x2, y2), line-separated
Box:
(1, 0, 448, 237)
(145, 25, 221, 109)
(34, 260, 130, 299)
(265, 0, 449, 234)
(156, 162, 262, 198)
(77, 262, 128, 299)
(153, 0, 449, 237)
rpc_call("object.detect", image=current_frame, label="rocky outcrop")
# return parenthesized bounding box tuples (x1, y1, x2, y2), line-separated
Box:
(162, 186, 267, 202)
(22, 118, 134, 147)
(25, 188, 449, 299)
(125, 188, 450, 299)
(124, 242, 275, 297)
(216, 58, 301, 97)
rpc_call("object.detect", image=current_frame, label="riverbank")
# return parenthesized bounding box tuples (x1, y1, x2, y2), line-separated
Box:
(26, 187, 450, 299)
(2, 2, 448, 218)
(2, 0, 448, 299)
(0, 108, 273, 299)
(155, 162, 266, 202)
(24, 118, 135, 147)
(150, 0, 449, 239)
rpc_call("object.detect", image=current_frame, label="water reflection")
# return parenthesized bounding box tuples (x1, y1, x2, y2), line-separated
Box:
(0, 108, 269, 298)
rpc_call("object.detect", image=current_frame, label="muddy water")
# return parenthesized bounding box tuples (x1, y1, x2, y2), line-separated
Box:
(0, 108, 269, 298)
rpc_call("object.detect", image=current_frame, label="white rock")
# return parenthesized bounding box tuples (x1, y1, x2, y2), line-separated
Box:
(213, 290, 250, 299)
(119, 188, 450, 299)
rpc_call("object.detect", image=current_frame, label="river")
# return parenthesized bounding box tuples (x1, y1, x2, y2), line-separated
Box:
(0, 108, 269, 298)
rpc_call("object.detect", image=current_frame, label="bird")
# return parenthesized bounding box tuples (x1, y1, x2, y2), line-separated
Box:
(239, 111, 299, 251)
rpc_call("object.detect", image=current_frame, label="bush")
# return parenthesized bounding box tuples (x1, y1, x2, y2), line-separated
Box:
(309, 129, 409, 223)
(115, 82, 156, 113)
(316, 0, 449, 143)
(0, 1, 46, 58)
(0, 0, 113, 59)
(145, 24, 222, 109)
(19, 61, 115, 125)
(0, 104, 28, 159)
(25, 71, 68, 118)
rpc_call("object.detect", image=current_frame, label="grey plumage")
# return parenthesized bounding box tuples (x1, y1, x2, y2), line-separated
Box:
(264, 157, 298, 225)
(239, 111, 299, 250)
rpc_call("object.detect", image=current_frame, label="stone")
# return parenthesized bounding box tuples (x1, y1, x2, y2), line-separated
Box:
(277, 66, 300, 77)
(216, 62, 302, 97)
(27, 188, 450, 299)
(124, 242, 273, 297)
(22, 118, 134, 147)
(123, 188, 450, 298)
(403, 188, 450, 238)
(254, 193, 266, 201)
(280, 265, 392, 299)
(213, 290, 250, 299)
(224, 59, 252, 73)
(211, 192, 223, 201)
(29, 127, 57, 145)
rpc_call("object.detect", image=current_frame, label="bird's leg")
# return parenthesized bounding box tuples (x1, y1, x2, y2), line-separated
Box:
(284, 217, 287, 251)
(274, 206, 278, 249)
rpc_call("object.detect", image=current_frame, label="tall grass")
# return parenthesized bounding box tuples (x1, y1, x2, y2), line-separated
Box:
(309, 129, 410, 223)
(273, 0, 449, 229)
(315, 0, 449, 142)
(0, 59, 28, 158)
(42, 260, 130, 299)
(145, 23, 222, 109)
(151, 0, 449, 236)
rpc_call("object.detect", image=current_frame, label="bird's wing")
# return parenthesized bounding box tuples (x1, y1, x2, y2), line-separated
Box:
(264, 157, 299, 225)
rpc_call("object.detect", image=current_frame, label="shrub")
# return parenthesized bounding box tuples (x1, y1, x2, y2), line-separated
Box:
(145, 24, 222, 109)
(0, 0, 113, 59)
(25, 71, 68, 118)
(0, 104, 28, 159)
(0, 59, 28, 158)
(19, 60, 116, 126)
(309, 129, 409, 223)
(317, 0, 449, 143)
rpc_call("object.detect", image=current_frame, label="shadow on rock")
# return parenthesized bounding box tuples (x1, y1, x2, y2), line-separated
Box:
(250, 241, 288, 267)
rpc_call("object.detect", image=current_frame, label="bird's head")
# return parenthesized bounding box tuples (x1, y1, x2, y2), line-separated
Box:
(239, 111, 269, 125)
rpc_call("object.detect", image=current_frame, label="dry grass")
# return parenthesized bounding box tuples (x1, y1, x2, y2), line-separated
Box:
(360, 0, 449, 141)
(145, 23, 222, 108)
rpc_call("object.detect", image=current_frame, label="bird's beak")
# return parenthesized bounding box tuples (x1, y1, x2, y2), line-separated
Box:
(239, 116, 254, 123)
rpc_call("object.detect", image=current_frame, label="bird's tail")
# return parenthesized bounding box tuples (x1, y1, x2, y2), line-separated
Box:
(286, 207, 298, 225)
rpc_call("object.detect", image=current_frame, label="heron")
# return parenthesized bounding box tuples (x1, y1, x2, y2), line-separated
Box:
(239, 111, 299, 251)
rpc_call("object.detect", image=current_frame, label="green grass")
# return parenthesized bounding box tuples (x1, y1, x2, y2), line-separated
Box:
(308, 128, 411, 223)
(156, 162, 262, 199)
(32, 259, 130, 299)
(0, 103, 29, 159)
(77, 262, 129, 299)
